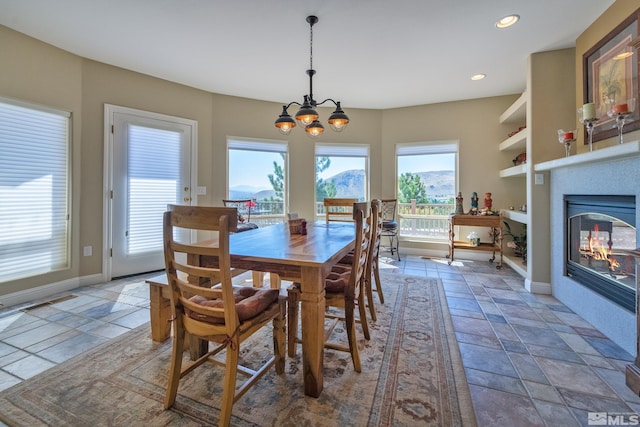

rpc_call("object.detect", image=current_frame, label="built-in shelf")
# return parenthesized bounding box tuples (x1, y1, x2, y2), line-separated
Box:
(501, 209, 528, 224)
(503, 254, 528, 278)
(499, 164, 527, 178)
(499, 91, 527, 124)
(535, 140, 640, 171)
(499, 131, 527, 152)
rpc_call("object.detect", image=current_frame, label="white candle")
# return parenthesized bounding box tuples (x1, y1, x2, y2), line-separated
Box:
(583, 103, 596, 120)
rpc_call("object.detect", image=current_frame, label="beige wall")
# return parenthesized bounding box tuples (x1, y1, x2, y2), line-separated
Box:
(6, 4, 621, 297)
(575, 1, 640, 151)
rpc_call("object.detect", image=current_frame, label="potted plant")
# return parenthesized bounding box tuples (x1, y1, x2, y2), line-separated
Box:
(503, 221, 527, 263)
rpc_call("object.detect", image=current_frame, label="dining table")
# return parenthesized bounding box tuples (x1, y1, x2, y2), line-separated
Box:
(194, 220, 356, 398)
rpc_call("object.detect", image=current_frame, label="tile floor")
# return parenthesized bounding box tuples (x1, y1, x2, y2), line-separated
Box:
(0, 254, 639, 426)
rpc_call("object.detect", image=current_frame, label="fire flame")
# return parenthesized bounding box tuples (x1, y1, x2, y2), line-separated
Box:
(584, 224, 620, 271)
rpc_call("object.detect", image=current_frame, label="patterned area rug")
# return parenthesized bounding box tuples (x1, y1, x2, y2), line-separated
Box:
(0, 273, 476, 426)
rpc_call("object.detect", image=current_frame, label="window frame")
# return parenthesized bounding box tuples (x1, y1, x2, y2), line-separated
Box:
(314, 143, 370, 217)
(0, 97, 72, 282)
(226, 137, 289, 225)
(395, 141, 459, 242)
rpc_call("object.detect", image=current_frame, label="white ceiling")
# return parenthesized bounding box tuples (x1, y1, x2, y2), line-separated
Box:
(0, 0, 615, 109)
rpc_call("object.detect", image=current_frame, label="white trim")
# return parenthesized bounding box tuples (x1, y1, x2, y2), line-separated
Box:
(0, 274, 103, 309)
(525, 279, 551, 295)
(103, 104, 197, 281)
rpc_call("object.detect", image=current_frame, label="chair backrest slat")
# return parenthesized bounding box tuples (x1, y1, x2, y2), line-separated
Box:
(324, 197, 359, 224)
(164, 204, 239, 329)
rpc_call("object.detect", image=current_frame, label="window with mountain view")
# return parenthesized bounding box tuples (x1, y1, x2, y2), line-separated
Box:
(396, 142, 457, 240)
(315, 144, 369, 216)
(227, 138, 288, 225)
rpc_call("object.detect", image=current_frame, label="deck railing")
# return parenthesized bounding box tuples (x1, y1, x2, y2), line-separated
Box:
(398, 200, 454, 239)
(249, 200, 454, 238)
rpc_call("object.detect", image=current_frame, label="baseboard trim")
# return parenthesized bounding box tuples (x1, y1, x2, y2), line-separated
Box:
(525, 279, 551, 295)
(0, 273, 105, 309)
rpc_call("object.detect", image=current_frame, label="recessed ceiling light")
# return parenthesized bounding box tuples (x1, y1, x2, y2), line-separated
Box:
(496, 14, 520, 29)
(471, 74, 486, 81)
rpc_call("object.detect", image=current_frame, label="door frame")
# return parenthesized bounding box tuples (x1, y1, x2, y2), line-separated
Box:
(102, 104, 198, 281)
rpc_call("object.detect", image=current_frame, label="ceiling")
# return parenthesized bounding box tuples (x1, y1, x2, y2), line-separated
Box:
(0, 0, 615, 110)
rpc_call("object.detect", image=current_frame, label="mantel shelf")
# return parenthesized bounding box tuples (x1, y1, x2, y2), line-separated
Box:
(535, 140, 640, 171)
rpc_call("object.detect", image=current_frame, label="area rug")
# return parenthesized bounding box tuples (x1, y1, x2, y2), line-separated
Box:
(0, 273, 476, 426)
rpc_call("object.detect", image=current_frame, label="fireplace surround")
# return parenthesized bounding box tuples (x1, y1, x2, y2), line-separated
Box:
(540, 141, 640, 356)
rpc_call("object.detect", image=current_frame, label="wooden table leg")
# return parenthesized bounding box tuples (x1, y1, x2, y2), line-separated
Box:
(299, 266, 325, 397)
(149, 284, 172, 342)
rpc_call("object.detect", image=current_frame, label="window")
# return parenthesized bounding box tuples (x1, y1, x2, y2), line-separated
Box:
(396, 142, 457, 240)
(227, 138, 288, 225)
(0, 99, 70, 282)
(315, 143, 369, 215)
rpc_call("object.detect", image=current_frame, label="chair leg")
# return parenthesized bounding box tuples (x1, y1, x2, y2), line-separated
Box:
(357, 284, 370, 340)
(220, 338, 240, 427)
(164, 317, 185, 409)
(273, 300, 286, 374)
(287, 284, 300, 357)
(373, 259, 384, 304)
(345, 298, 362, 373)
(365, 273, 377, 322)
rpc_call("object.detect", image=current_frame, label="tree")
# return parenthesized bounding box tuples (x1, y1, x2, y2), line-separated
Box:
(268, 154, 285, 200)
(315, 157, 336, 201)
(398, 172, 428, 204)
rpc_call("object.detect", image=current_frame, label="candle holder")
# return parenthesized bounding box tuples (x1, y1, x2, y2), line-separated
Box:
(557, 129, 576, 157)
(606, 98, 636, 144)
(577, 108, 598, 152)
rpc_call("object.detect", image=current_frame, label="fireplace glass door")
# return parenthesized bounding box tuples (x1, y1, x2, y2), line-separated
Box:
(566, 195, 636, 312)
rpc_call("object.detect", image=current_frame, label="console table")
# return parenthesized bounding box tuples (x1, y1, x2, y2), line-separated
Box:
(448, 214, 503, 268)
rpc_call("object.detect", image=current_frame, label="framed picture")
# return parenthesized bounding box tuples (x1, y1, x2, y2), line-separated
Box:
(583, 8, 640, 143)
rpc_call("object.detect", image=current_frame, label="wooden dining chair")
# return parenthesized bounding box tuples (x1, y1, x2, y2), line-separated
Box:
(287, 202, 371, 372)
(162, 204, 286, 427)
(324, 197, 358, 224)
(364, 199, 384, 320)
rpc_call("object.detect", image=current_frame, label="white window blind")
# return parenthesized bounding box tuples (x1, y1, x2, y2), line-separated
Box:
(315, 143, 369, 157)
(396, 141, 458, 156)
(127, 125, 181, 254)
(0, 99, 70, 282)
(228, 138, 288, 153)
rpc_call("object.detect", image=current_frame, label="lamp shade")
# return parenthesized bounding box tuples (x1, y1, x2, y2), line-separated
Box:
(295, 96, 319, 126)
(327, 102, 350, 132)
(305, 120, 324, 138)
(274, 106, 296, 135)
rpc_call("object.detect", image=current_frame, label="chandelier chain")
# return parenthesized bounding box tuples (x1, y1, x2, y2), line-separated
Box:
(309, 20, 313, 73)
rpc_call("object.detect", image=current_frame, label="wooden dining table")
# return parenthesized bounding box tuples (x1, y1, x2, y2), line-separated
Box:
(195, 220, 356, 398)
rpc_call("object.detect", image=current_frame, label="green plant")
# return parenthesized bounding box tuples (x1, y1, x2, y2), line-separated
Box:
(503, 221, 527, 261)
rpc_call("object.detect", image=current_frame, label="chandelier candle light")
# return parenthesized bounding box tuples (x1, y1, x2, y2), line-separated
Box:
(274, 16, 350, 138)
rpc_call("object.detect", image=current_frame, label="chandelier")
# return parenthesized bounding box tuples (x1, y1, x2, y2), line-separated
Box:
(274, 15, 350, 138)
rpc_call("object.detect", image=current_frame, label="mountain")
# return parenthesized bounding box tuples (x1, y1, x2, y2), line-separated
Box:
(229, 169, 454, 201)
(327, 170, 365, 199)
(416, 170, 454, 197)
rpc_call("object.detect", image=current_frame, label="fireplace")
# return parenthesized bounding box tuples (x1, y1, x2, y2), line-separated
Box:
(565, 195, 636, 312)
